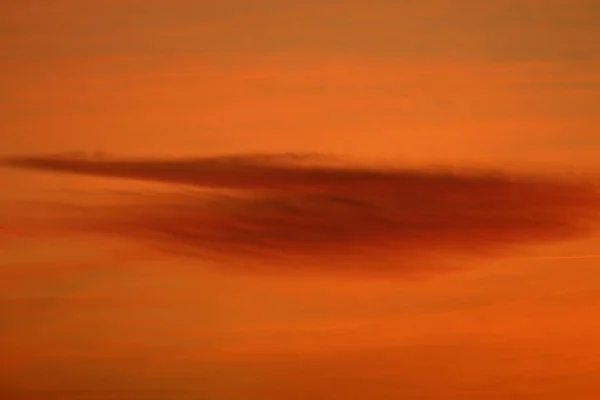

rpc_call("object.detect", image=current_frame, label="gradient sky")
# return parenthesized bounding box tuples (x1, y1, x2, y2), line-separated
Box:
(2, 1, 600, 399)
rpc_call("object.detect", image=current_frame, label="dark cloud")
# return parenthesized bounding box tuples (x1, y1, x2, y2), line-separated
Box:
(3, 153, 600, 276)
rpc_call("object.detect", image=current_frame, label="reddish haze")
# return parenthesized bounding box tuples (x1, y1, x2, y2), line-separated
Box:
(2, 1, 600, 399)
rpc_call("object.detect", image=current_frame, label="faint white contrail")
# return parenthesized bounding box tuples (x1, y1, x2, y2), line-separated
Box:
(518, 254, 600, 260)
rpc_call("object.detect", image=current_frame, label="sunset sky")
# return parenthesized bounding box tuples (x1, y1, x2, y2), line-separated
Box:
(2, 1, 600, 399)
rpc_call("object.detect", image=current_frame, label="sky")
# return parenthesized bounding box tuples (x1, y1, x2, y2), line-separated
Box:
(1, 0, 600, 399)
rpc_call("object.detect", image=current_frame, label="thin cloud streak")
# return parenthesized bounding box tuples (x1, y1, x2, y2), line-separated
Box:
(3, 153, 600, 275)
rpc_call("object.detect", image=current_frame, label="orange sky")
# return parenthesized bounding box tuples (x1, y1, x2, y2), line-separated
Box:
(2, 1, 600, 399)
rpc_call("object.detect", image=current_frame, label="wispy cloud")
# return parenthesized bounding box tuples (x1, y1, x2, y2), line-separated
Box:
(3, 153, 600, 275)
